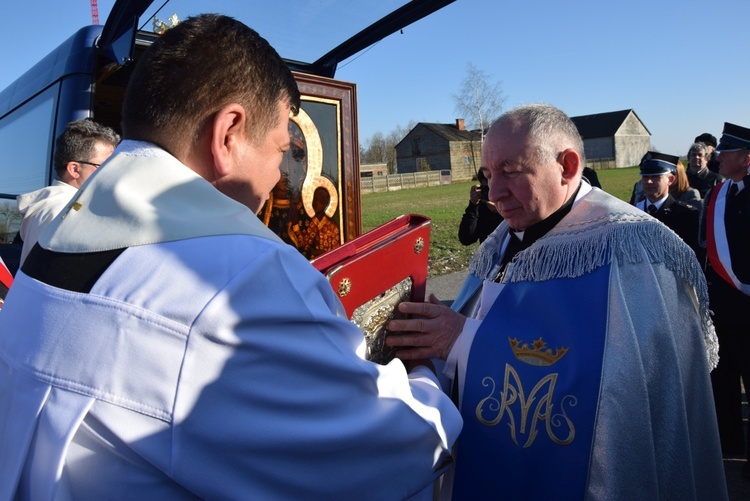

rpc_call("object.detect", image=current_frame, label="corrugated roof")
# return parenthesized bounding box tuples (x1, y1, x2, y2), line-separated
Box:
(570, 109, 650, 139)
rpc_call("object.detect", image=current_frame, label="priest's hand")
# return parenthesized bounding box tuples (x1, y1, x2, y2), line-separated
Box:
(386, 294, 467, 361)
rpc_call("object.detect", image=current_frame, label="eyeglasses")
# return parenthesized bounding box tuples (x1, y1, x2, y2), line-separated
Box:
(74, 160, 101, 168)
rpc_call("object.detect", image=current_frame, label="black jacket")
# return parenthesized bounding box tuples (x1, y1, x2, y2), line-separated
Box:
(687, 168, 724, 199)
(650, 195, 701, 258)
(701, 180, 750, 325)
(458, 202, 503, 245)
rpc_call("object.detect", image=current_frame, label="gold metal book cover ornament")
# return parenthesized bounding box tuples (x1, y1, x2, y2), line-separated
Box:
(351, 277, 413, 364)
(310, 215, 431, 365)
(414, 237, 424, 254)
(338, 278, 351, 297)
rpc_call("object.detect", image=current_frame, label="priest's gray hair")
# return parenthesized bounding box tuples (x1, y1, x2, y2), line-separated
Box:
(493, 103, 586, 167)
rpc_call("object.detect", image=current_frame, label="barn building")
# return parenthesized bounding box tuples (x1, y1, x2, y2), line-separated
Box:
(571, 109, 651, 169)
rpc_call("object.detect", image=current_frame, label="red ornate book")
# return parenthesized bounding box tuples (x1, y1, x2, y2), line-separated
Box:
(311, 214, 431, 364)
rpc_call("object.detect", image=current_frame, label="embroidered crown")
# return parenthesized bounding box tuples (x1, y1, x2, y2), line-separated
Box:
(508, 337, 568, 366)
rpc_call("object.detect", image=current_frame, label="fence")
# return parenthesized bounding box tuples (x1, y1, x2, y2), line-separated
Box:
(586, 158, 616, 170)
(360, 170, 451, 194)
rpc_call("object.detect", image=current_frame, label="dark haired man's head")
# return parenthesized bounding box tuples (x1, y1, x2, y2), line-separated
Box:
(121, 14, 301, 213)
(122, 14, 300, 154)
(54, 119, 120, 187)
(694, 133, 717, 149)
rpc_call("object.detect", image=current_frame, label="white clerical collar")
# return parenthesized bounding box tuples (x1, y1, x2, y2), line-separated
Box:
(40, 140, 280, 253)
(573, 181, 592, 207)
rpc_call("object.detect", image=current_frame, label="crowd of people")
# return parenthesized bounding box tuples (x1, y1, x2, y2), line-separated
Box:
(625, 129, 750, 477)
(0, 11, 746, 500)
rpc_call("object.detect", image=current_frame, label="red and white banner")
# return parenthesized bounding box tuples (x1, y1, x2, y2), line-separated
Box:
(706, 182, 750, 296)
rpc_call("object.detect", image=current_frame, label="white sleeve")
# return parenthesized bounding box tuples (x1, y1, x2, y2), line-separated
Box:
(442, 317, 481, 407)
(443, 278, 503, 404)
(173, 241, 463, 499)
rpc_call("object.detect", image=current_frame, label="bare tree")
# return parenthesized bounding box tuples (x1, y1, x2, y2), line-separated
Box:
(362, 121, 416, 174)
(0, 200, 21, 244)
(453, 62, 505, 151)
(362, 132, 388, 164)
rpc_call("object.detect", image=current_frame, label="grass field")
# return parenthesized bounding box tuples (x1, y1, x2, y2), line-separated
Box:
(361, 166, 640, 276)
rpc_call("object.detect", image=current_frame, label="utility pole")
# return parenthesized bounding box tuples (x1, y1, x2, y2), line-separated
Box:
(91, 0, 99, 25)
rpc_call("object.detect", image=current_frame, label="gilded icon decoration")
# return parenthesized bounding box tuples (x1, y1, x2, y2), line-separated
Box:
(260, 102, 342, 260)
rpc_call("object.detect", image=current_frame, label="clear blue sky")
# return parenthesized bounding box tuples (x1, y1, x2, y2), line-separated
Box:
(2, 0, 748, 157)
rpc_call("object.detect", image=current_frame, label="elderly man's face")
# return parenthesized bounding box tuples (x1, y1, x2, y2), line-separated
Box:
(482, 123, 571, 230)
(688, 149, 707, 173)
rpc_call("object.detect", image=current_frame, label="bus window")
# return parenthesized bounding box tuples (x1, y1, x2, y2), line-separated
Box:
(0, 85, 58, 195)
(0, 197, 21, 244)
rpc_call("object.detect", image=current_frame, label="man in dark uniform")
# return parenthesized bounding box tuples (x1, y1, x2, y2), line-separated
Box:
(701, 122, 750, 477)
(636, 152, 701, 257)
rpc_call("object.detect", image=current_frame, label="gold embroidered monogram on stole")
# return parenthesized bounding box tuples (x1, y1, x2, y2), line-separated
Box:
(475, 337, 576, 448)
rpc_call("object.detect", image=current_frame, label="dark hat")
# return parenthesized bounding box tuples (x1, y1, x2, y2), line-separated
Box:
(639, 151, 679, 176)
(694, 132, 717, 148)
(715, 122, 750, 152)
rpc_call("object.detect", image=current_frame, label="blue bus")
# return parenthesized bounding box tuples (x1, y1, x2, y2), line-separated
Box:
(0, 0, 454, 274)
